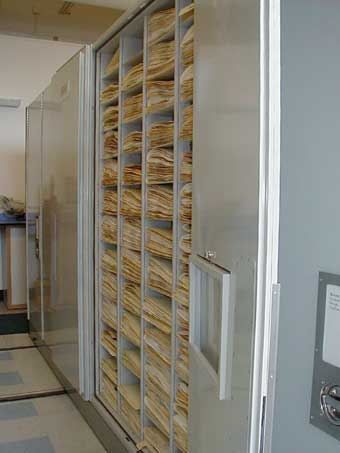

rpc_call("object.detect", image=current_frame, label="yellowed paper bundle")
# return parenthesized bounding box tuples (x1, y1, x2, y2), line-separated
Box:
(145, 356, 171, 403)
(121, 188, 142, 217)
(100, 83, 119, 104)
(123, 131, 143, 154)
(103, 131, 118, 159)
(123, 93, 143, 123)
(178, 304, 189, 342)
(179, 183, 192, 224)
(102, 270, 117, 303)
(122, 282, 141, 316)
(180, 151, 192, 183)
(105, 47, 120, 77)
(174, 413, 188, 453)
(176, 382, 189, 417)
(144, 326, 171, 367)
(147, 121, 174, 148)
(147, 256, 173, 297)
(101, 328, 117, 357)
(144, 295, 172, 334)
(148, 8, 175, 47)
(179, 3, 194, 23)
(102, 374, 118, 412)
(102, 299, 117, 330)
(181, 25, 194, 68)
(174, 273, 189, 307)
(122, 218, 141, 251)
(147, 149, 174, 184)
(122, 63, 144, 91)
(103, 105, 119, 131)
(101, 357, 118, 385)
(176, 346, 189, 384)
(180, 104, 193, 141)
(179, 233, 191, 263)
(146, 81, 174, 113)
(147, 186, 173, 221)
(122, 248, 141, 284)
(144, 426, 170, 453)
(146, 227, 173, 260)
(180, 64, 193, 101)
(121, 398, 141, 439)
(101, 249, 117, 274)
(102, 216, 117, 244)
(122, 349, 141, 378)
(147, 41, 175, 80)
(119, 384, 141, 410)
(102, 159, 118, 187)
(103, 190, 118, 216)
(145, 388, 170, 437)
(122, 163, 142, 185)
(122, 311, 141, 347)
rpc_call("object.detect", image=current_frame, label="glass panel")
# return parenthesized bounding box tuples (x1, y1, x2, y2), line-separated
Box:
(199, 272, 222, 374)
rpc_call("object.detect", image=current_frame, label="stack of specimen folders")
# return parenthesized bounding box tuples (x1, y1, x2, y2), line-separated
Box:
(148, 7, 175, 47)
(103, 131, 118, 159)
(104, 47, 120, 78)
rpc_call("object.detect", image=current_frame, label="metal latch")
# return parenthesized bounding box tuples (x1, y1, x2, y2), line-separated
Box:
(320, 384, 340, 426)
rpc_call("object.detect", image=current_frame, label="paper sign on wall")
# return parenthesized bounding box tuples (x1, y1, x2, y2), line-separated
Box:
(323, 284, 340, 368)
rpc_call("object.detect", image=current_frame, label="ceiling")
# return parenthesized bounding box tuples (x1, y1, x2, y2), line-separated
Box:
(0, 0, 128, 44)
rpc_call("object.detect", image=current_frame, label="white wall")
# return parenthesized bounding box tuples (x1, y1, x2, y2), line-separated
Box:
(0, 34, 82, 202)
(0, 35, 82, 291)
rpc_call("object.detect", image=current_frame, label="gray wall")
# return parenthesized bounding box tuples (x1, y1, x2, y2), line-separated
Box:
(273, 1, 340, 451)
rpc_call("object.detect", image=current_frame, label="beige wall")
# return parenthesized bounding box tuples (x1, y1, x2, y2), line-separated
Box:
(0, 34, 82, 202)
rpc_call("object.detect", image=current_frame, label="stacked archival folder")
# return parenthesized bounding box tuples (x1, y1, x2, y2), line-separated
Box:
(103, 131, 118, 159)
(174, 413, 188, 453)
(174, 273, 189, 307)
(122, 163, 142, 185)
(145, 227, 173, 260)
(121, 311, 141, 347)
(143, 426, 169, 453)
(122, 248, 141, 284)
(123, 131, 143, 154)
(144, 295, 172, 335)
(102, 374, 118, 412)
(147, 256, 173, 297)
(176, 338, 189, 384)
(180, 65, 193, 102)
(148, 7, 175, 46)
(102, 159, 118, 186)
(180, 151, 192, 182)
(181, 25, 194, 68)
(122, 282, 141, 316)
(101, 249, 117, 274)
(179, 3, 194, 23)
(122, 349, 141, 378)
(148, 121, 174, 148)
(179, 183, 192, 223)
(105, 47, 120, 77)
(145, 356, 171, 404)
(102, 299, 117, 331)
(147, 149, 174, 184)
(147, 41, 175, 80)
(122, 63, 144, 91)
(180, 104, 193, 141)
(101, 328, 117, 357)
(145, 387, 170, 437)
(121, 188, 142, 217)
(144, 326, 171, 368)
(119, 384, 141, 411)
(103, 105, 119, 131)
(122, 218, 141, 251)
(147, 186, 173, 220)
(121, 397, 141, 439)
(100, 83, 119, 104)
(103, 190, 117, 216)
(102, 270, 117, 303)
(176, 382, 189, 417)
(179, 230, 191, 263)
(101, 357, 118, 385)
(146, 81, 174, 113)
(102, 216, 117, 244)
(123, 93, 143, 123)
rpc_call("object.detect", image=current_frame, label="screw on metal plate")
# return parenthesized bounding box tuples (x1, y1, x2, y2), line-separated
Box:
(205, 250, 216, 260)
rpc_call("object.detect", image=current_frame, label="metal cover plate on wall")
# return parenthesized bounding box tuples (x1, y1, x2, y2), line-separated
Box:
(310, 272, 340, 441)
